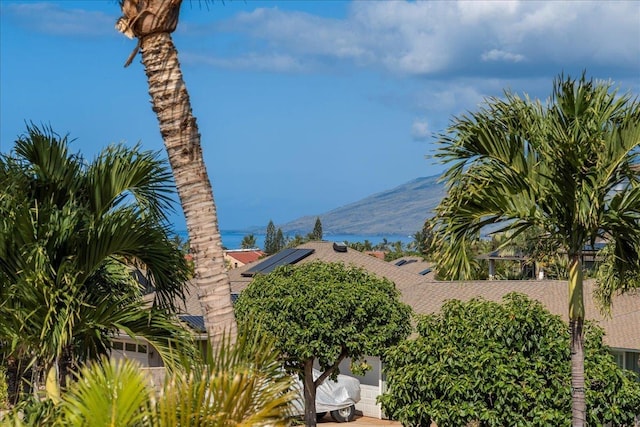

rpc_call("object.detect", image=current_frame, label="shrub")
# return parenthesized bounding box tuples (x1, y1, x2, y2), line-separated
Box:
(379, 293, 640, 427)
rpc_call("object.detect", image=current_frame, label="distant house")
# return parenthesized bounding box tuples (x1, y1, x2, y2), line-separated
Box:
(119, 241, 640, 419)
(224, 249, 265, 269)
(364, 250, 386, 260)
(477, 241, 607, 280)
(227, 241, 640, 419)
(476, 249, 536, 279)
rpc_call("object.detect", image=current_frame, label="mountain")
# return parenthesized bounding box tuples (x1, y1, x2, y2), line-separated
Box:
(280, 175, 446, 236)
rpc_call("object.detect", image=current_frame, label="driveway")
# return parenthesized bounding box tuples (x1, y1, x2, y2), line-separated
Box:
(317, 414, 401, 426)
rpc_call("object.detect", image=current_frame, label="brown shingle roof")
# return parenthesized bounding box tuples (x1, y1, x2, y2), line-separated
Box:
(228, 241, 424, 294)
(400, 279, 640, 350)
(390, 256, 435, 277)
(188, 241, 640, 351)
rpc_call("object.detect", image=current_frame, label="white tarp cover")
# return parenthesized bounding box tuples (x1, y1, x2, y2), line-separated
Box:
(292, 369, 361, 413)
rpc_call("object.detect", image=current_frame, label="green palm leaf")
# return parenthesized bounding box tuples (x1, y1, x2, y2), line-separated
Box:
(59, 356, 152, 427)
(1, 125, 192, 400)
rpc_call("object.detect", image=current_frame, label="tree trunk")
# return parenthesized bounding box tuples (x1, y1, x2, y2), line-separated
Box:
(568, 256, 586, 427)
(117, 0, 237, 346)
(303, 359, 318, 427)
(139, 32, 237, 346)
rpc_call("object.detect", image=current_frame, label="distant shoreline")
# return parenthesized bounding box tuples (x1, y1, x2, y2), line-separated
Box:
(173, 230, 414, 250)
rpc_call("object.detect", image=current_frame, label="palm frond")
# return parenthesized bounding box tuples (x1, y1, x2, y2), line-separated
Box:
(153, 324, 297, 427)
(85, 142, 175, 220)
(432, 74, 640, 286)
(59, 356, 153, 427)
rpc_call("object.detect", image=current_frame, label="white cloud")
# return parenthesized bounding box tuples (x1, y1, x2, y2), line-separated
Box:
(209, 1, 639, 76)
(2, 3, 116, 37)
(413, 82, 490, 115)
(481, 49, 526, 63)
(11, 1, 636, 77)
(456, 0, 519, 24)
(411, 119, 430, 141)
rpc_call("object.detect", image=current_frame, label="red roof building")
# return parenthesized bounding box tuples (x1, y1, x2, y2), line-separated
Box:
(224, 249, 265, 269)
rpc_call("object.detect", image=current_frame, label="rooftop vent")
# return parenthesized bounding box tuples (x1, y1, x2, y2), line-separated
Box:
(333, 242, 348, 253)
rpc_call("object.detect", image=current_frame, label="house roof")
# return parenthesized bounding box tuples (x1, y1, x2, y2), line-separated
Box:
(225, 249, 265, 265)
(182, 241, 640, 351)
(227, 240, 425, 294)
(391, 256, 435, 277)
(364, 251, 386, 260)
(400, 279, 640, 350)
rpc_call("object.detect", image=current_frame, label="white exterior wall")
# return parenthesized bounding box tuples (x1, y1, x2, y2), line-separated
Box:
(336, 356, 384, 419)
(358, 384, 384, 419)
(110, 337, 150, 366)
(110, 336, 163, 367)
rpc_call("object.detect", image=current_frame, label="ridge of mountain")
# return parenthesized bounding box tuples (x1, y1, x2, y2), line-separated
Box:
(279, 174, 446, 236)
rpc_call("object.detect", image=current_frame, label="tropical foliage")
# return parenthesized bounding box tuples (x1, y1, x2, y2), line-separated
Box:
(0, 366, 7, 409)
(240, 233, 257, 249)
(234, 261, 412, 426)
(0, 126, 192, 402)
(379, 294, 640, 427)
(430, 74, 640, 425)
(1, 325, 297, 426)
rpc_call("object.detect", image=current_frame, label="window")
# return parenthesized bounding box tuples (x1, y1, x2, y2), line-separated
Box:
(624, 351, 640, 375)
(113, 341, 123, 350)
(613, 350, 640, 375)
(612, 351, 624, 368)
(125, 343, 136, 352)
(138, 344, 147, 354)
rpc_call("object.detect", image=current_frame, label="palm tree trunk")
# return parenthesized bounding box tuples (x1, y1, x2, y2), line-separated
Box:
(138, 30, 237, 346)
(568, 256, 586, 426)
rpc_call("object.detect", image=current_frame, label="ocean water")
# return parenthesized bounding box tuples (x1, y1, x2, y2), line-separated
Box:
(174, 230, 414, 250)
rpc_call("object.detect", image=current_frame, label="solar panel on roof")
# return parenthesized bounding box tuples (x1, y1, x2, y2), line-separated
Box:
(395, 259, 407, 266)
(242, 248, 314, 277)
(178, 315, 206, 333)
(242, 248, 296, 276)
(419, 268, 432, 276)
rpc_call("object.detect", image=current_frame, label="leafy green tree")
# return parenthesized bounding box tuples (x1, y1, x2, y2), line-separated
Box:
(275, 228, 285, 252)
(409, 219, 436, 256)
(346, 240, 373, 252)
(431, 74, 640, 426)
(285, 233, 309, 248)
(382, 241, 406, 261)
(309, 217, 323, 240)
(0, 126, 192, 401)
(234, 261, 412, 427)
(373, 238, 390, 251)
(379, 294, 640, 427)
(240, 233, 257, 249)
(264, 220, 277, 254)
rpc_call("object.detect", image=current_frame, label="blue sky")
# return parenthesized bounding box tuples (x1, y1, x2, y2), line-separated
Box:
(1, 1, 639, 232)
